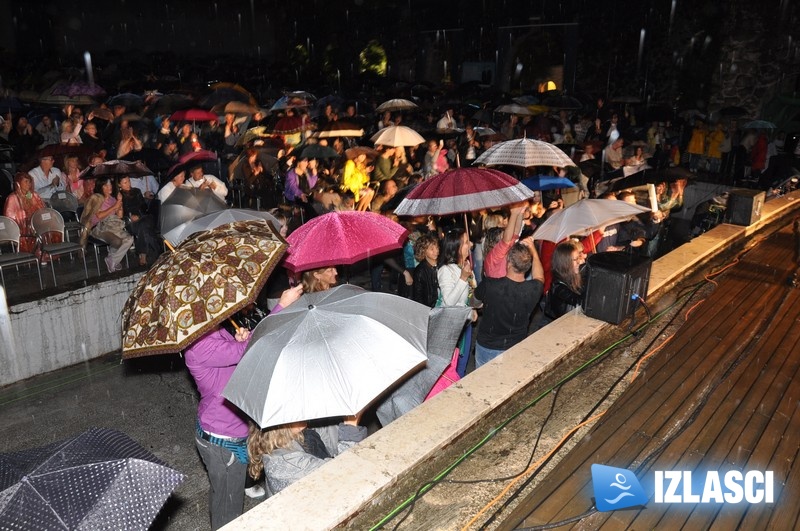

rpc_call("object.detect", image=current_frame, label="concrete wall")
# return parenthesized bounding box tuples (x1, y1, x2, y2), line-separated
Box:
(0, 273, 143, 387)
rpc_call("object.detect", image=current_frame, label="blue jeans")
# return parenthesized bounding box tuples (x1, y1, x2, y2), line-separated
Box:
(475, 342, 506, 369)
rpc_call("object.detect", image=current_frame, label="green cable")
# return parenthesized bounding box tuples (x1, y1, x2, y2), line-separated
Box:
(371, 281, 707, 530)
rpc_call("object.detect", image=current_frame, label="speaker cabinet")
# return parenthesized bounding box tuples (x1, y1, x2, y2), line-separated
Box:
(583, 252, 652, 325)
(726, 189, 765, 226)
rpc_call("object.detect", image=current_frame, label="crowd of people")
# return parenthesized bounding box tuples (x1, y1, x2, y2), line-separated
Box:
(2, 87, 792, 529)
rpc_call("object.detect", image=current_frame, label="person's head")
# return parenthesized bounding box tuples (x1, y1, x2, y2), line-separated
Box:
(439, 227, 470, 266)
(15, 116, 28, 131)
(247, 422, 306, 481)
(617, 190, 637, 204)
(552, 240, 584, 291)
(172, 170, 186, 186)
(413, 233, 440, 265)
(95, 177, 116, 197)
(40, 115, 53, 128)
(379, 179, 398, 198)
(13, 172, 33, 194)
(118, 175, 132, 191)
(340, 191, 356, 210)
(301, 266, 338, 292)
(482, 211, 507, 231)
(37, 154, 55, 171)
(295, 156, 309, 172)
(189, 165, 205, 181)
(427, 139, 439, 153)
(61, 120, 74, 134)
(84, 122, 98, 137)
(506, 243, 532, 276)
(482, 226, 504, 261)
(181, 123, 192, 136)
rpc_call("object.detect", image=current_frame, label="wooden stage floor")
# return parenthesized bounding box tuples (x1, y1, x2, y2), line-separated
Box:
(500, 223, 800, 530)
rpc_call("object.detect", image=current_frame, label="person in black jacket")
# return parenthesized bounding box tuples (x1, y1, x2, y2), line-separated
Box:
(544, 239, 586, 320)
(411, 232, 440, 308)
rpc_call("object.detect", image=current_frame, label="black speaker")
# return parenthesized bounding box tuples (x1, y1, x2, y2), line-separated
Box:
(583, 252, 652, 324)
(726, 189, 765, 226)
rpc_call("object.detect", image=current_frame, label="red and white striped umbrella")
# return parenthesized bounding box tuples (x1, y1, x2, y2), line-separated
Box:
(475, 138, 577, 168)
(394, 167, 534, 217)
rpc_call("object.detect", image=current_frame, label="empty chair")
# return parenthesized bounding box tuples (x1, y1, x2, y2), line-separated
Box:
(30, 207, 88, 286)
(0, 215, 43, 290)
(48, 191, 82, 242)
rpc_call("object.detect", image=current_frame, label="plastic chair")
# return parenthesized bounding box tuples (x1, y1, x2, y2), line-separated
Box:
(30, 207, 88, 286)
(0, 216, 43, 290)
(48, 191, 83, 242)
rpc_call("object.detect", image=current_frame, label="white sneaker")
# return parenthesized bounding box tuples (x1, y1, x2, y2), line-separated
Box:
(245, 485, 266, 498)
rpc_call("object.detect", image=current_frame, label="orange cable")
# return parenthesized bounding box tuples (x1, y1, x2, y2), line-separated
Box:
(460, 411, 607, 531)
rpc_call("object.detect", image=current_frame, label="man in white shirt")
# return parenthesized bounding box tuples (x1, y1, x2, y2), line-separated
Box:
(28, 155, 65, 202)
(187, 164, 228, 200)
(157, 171, 187, 202)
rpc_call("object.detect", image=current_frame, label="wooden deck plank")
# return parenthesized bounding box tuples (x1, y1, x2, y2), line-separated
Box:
(501, 226, 800, 530)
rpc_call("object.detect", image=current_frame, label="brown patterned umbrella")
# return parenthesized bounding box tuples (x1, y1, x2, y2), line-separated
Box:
(120, 219, 286, 358)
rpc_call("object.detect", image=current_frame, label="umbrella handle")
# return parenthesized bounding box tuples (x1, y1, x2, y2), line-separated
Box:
(164, 239, 176, 252)
(228, 318, 242, 332)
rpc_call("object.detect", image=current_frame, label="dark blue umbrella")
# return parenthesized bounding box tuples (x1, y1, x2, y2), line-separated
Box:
(521, 175, 576, 191)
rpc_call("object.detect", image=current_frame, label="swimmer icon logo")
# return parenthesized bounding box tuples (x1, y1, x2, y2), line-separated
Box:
(591, 464, 648, 511)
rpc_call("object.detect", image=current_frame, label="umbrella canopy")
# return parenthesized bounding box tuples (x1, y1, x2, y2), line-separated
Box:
(601, 166, 693, 193)
(145, 94, 195, 116)
(201, 84, 258, 108)
(22, 144, 94, 172)
(293, 143, 340, 160)
(211, 101, 260, 116)
(270, 91, 317, 112)
(394, 167, 534, 217)
(494, 103, 534, 115)
(475, 137, 577, 168)
(51, 81, 106, 98)
(223, 284, 429, 428)
(376, 98, 418, 113)
(35, 83, 96, 106)
(533, 199, 652, 243)
(269, 115, 315, 135)
(90, 107, 116, 122)
(315, 121, 365, 138)
(541, 93, 583, 110)
(471, 109, 495, 124)
(742, 119, 776, 130)
(162, 208, 281, 247)
(283, 210, 408, 272)
(0, 427, 184, 530)
(235, 126, 273, 147)
(158, 187, 228, 235)
(79, 159, 153, 179)
(121, 219, 286, 358)
(370, 125, 426, 147)
(169, 108, 219, 123)
(521, 175, 577, 191)
(107, 93, 144, 108)
(344, 146, 379, 161)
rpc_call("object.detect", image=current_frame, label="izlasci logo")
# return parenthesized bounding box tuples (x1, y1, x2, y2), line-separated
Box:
(591, 464, 649, 512)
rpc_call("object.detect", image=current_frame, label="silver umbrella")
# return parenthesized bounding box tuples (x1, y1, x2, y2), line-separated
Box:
(158, 187, 228, 236)
(162, 208, 281, 247)
(223, 285, 429, 428)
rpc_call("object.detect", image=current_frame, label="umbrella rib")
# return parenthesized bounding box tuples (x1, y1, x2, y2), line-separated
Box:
(19, 477, 71, 529)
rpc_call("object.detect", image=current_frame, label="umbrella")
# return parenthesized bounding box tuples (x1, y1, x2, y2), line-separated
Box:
(235, 126, 273, 147)
(166, 150, 220, 178)
(144, 94, 195, 116)
(541, 93, 583, 110)
(742, 120, 776, 130)
(471, 109, 495, 124)
(283, 211, 408, 272)
(22, 144, 94, 172)
(162, 208, 281, 247)
(270, 91, 317, 112)
(222, 284, 429, 428)
(394, 167, 535, 217)
(169, 108, 219, 123)
(0, 427, 184, 530)
(533, 199, 652, 243)
(494, 103, 534, 115)
(376, 98, 418, 113)
(379, 183, 418, 213)
(475, 138, 577, 168)
(35, 83, 95, 106)
(474, 127, 498, 137)
(107, 93, 144, 108)
(78, 159, 153, 179)
(315, 121, 365, 138)
(376, 306, 472, 425)
(521, 175, 577, 191)
(344, 146, 379, 161)
(89, 107, 115, 122)
(201, 85, 258, 109)
(211, 100, 259, 116)
(51, 81, 106, 98)
(158, 187, 228, 235)
(121, 219, 286, 358)
(268, 115, 315, 135)
(293, 143, 341, 160)
(370, 125, 426, 147)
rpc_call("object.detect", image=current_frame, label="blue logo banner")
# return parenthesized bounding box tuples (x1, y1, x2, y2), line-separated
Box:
(591, 464, 648, 512)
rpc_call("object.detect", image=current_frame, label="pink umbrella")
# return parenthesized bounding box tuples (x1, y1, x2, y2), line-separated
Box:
(284, 211, 409, 272)
(169, 109, 219, 122)
(393, 167, 535, 217)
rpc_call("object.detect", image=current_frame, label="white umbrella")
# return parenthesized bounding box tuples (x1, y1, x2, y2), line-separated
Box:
(533, 199, 652, 243)
(370, 125, 426, 147)
(223, 285, 429, 428)
(475, 138, 577, 168)
(161, 208, 282, 247)
(375, 98, 418, 113)
(494, 103, 534, 115)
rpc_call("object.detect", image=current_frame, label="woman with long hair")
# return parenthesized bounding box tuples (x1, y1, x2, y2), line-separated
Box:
(301, 266, 338, 293)
(80, 177, 134, 272)
(544, 240, 586, 319)
(437, 227, 477, 376)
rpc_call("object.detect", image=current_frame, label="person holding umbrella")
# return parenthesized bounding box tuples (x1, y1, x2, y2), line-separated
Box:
(186, 284, 303, 530)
